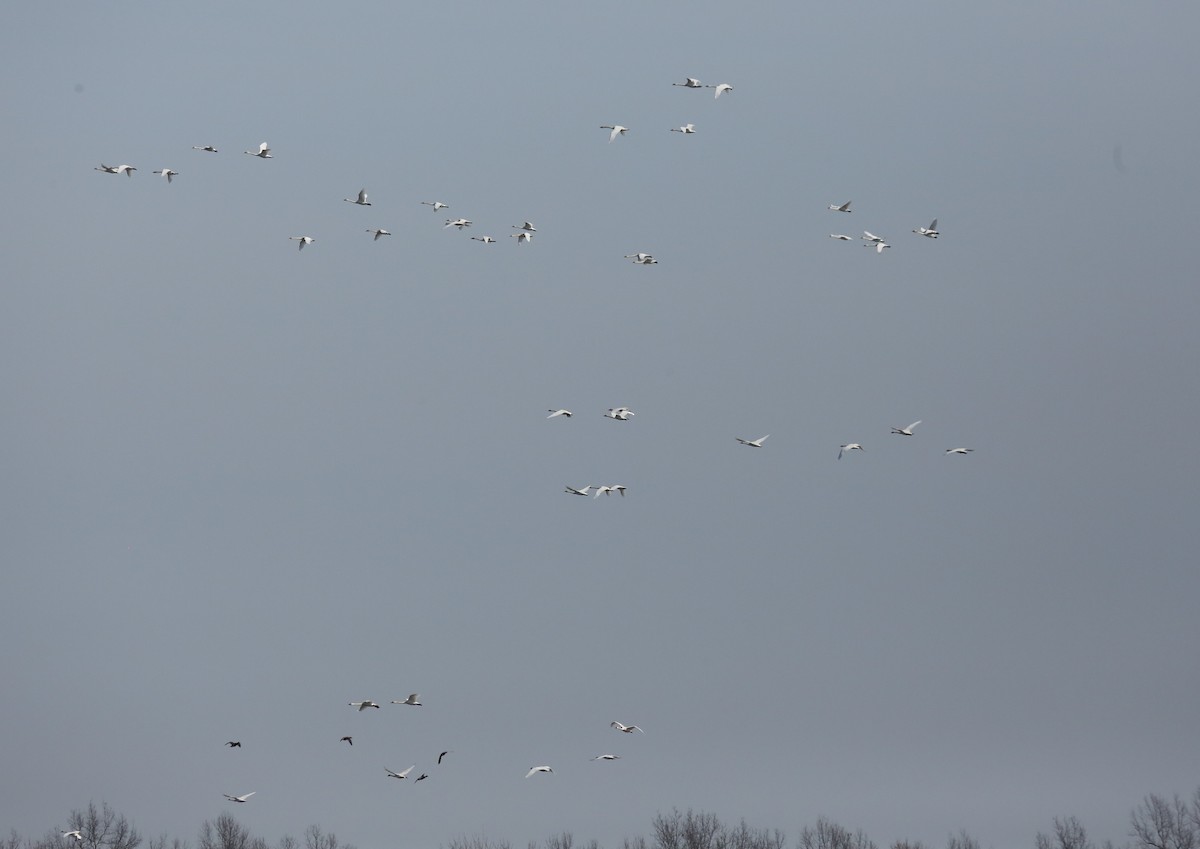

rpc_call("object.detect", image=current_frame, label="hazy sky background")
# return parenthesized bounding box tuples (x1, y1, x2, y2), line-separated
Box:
(3, 2, 1199, 849)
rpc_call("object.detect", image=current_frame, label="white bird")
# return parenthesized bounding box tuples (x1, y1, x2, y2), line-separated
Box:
(392, 693, 422, 705)
(386, 766, 415, 779)
(611, 721, 644, 733)
(913, 219, 939, 238)
(736, 435, 770, 447)
(838, 443, 864, 460)
(525, 765, 554, 778)
(891, 420, 922, 436)
(672, 77, 703, 88)
(244, 142, 271, 158)
(866, 241, 891, 253)
(223, 792, 256, 803)
(512, 222, 537, 232)
(62, 832, 83, 842)
(593, 486, 614, 498)
(610, 484, 627, 497)
(444, 218, 472, 230)
(862, 231, 884, 243)
(605, 407, 635, 420)
(830, 234, 853, 241)
(349, 700, 380, 710)
(343, 189, 371, 206)
(366, 228, 392, 241)
(708, 83, 734, 98)
(565, 485, 594, 497)
(670, 124, 696, 134)
(471, 236, 497, 244)
(625, 253, 654, 263)
(192, 145, 218, 153)
(95, 163, 136, 176)
(632, 256, 658, 264)
(600, 125, 629, 143)
(945, 447, 974, 455)
(829, 201, 852, 212)
(591, 754, 621, 761)
(152, 168, 178, 183)
(547, 409, 573, 418)
(422, 201, 449, 211)
(290, 235, 315, 251)
(511, 231, 532, 244)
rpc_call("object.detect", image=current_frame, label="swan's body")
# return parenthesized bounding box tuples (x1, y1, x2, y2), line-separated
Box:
(891, 420, 922, 436)
(601, 125, 629, 143)
(63, 832, 83, 841)
(223, 793, 255, 803)
(511, 231, 532, 244)
(392, 693, 422, 705)
(611, 721, 644, 733)
(829, 201, 852, 212)
(367, 229, 391, 241)
(344, 189, 371, 206)
(386, 766, 415, 779)
(244, 142, 271, 158)
(513, 222, 537, 232)
(672, 77, 703, 88)
(591, 754, 621, 760)
(625, 253, 654, 263)
(192, 145, 218, 153)
(605, 407, 635, 421)
(565, 485, 594, 497)
(736, 435, 769, 447)
(866, 241, 891, 253)
(445, 218, 472, 230)
(290, 235, 315, 250)
(526, 765, 554, 777)
(422, 201, 449, 211)
(838, 443, 864, 460)
(547, 409, 573, 418)
(913, 219, 939, 238)
(152, 168, 178, 183)
(945, 447, 974, 455)
(708, 83, 734, 98)
(593, 485, 614, 498)
(862, 231, 884, 243)
(471, 236, 496, 244)
(830, 234, 852, 240)
(670, 124, 696, 134)
(349, 700, 380, 710)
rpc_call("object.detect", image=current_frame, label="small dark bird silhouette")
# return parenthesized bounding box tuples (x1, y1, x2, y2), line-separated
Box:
(340, 736, 353, 745)
(225, 741, 242, 748)
(415, 773, 429, 782)
(438, 750, 451, 764)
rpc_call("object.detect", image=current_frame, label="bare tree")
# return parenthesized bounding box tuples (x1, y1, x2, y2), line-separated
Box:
(444, 836, 511, 849)
(64, 802, 142, 849)
(622, 836, 649, 849)
(798, 818, 876, 849)
(891, 841, 927, 849)
(1130, 794, 1197, 849)
(198, 815, 252, 849)
(278, 837, 297, 849)
(544, 834, 574, 849)
(147, 836, 188, 849)
(1037, 818, 1093, 849)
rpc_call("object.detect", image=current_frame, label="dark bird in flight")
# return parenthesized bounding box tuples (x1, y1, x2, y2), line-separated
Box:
(438, 750, 451, 764)
(225, 741, 242, 748)
(415, 773, 429, 782)
(340, 736, 353, 745)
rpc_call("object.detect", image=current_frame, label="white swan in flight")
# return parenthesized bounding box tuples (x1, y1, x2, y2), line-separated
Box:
(611, 721, 644, 733)
(828, 201, 852, 212)
(512, 222, 537, 232)
(525, 765, 554, 777)
(547, 409, 573, 418)
(865, 241, 891, 253)
(707, 83, 734, 98)
(511, 231, 532, 244)
(392, 693, 422, 705)
(670, 124, 696, 134)
(604, 407, 634, 420)
(625, 253, 654, 262)
(223, 792, 256, 803)
(945, 447, 974, 455)
(63, 832, 83, 842)
(591, 754, 621, 760)
(343, 189, 371, 206)
(289, 235, 315, 251)
(891, 420, 922, 436)
(386, 766, 415, 779)
(672, 77, 703, 88)
(600, 125, 629, 142)
(471, 236, 497, 244)
(366, 229, 391, 241)
(444, 218, 472, 230)
(829, 234, 853, 240)
(422, 201, 449, 211)
(152, 168, 178, 183)
(95, 163, 136, 176)
(349, 700, 380, 710)
(838, 443, 864, 460)
(565, 485, 594, 496)
(913, 219, 939, 238)
(244, 142, 272, 158)
(862, 231, 884, 243)
(192, 145, 218, 153)
(736, 435, 769, 447)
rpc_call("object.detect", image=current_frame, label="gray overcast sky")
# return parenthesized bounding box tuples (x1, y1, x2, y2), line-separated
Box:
(2, 2, 1198, 849)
